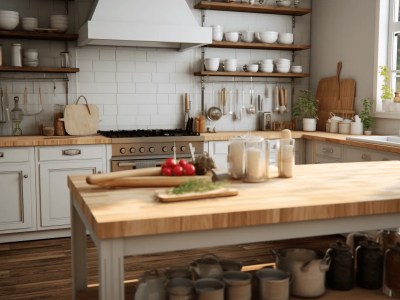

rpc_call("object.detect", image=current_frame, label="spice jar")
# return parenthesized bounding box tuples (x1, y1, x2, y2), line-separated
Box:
(355, 240, 383, 289)
(326, 240, 354, 291)
(383, 242, 400, 297)
(53, 104, 66, 136)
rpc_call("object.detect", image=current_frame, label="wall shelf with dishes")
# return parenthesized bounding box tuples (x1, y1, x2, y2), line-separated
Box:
(207, 40, 310, 51)
(0, 66, 79, 73)
(194, 70, 309, 78)
(194, 1, 311, 16)
(0, 30, 78, 41)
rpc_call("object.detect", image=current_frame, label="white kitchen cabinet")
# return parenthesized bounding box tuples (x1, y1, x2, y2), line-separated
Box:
(344, 146, 400, 162)
(0, 147, 36, 233)
(36, 145, 106, 229)
(308, 141, 344, 164)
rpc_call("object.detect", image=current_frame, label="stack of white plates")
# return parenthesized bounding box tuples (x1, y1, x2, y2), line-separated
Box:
(0, 10, 19, 30)
(50, 14, 68, 32)
(23, 48, 39, 67)
(22, 17, 38, 31)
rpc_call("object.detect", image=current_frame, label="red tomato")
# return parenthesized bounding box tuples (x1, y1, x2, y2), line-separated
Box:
(172, 165, 184, 176)
(165, 158, 176, 168)
(179, 159, 189, 167)
(183, 164, 196, 176)
(162, 167, 173, 176)
(161, 163, 167, 170)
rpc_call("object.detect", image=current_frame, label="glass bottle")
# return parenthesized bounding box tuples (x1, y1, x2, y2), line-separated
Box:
(383, 242, 400, 298)
(326, 240, 354, 291)
(355, 240, 383, 289)
(11, 96, 23, 136)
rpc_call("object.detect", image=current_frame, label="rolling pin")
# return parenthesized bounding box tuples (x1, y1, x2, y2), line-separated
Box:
(86, 167, 161, 185)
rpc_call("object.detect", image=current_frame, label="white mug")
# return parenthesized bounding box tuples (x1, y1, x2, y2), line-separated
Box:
(241, 31, 254, 43)
(204, 58, 220, 71)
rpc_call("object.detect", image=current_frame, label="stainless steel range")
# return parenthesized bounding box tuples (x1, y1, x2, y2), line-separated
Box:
(99, 129, 205, 172)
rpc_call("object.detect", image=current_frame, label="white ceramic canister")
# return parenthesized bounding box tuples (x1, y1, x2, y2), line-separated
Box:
(11, 43, 22, 67)
(222, 271, 252, 300)
(228, 137, 246, 179)
(244, 136, 265, 182)
(338, 121, 351, 134)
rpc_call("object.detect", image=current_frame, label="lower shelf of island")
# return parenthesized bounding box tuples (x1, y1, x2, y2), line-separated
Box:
(194, 71, 309, 78)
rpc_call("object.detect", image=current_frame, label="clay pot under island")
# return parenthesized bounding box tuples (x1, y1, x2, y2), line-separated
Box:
(326, 240, 354, 291)
(383, 242, 400, 298)
(355, 240, 383, 290)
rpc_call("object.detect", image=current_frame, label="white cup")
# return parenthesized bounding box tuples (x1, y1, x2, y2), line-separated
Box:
(278, 32, 294, 44)
(24, 49, 38, 60)
(225, 32, 239, 42)
(204, 58, 220, 71)
(241, 31, 255, 43)
(255, 31, 278, 43)
(260, 65, 273, 73)
(212, 25, 223, 41)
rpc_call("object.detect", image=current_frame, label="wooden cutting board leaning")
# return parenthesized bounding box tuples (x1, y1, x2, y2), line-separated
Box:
(316, 62, 356, 130)
(63, 95, 100, 135)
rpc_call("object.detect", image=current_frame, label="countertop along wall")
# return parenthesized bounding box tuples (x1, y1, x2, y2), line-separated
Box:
(0, 0, 311, 134)
(310, 0, 400, 135)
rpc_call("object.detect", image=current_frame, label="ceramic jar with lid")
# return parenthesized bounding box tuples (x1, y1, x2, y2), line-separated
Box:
(376, 228, 400, 253)
(326, 240, 354, 291)
(355, 240, 383, 289)
(383, 242, 400, 297)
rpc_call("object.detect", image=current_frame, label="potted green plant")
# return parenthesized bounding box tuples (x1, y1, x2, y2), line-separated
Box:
(360, 98, 374, 135)
(292, 90, 319, 131)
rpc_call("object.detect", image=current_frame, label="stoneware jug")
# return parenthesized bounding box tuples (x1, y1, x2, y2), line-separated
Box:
(383, 242, 400, 298)
(194, 278, 225, 300)
(274, 248, 330, 298)
(356, 240, 383, 290)
(166, 277, 194, 300)
(134, 270, 167, 300)
(326, 240, 354, 291)
(190, 254, 223, 279)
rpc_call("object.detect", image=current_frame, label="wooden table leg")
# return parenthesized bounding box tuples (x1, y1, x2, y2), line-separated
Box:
(71, 194, 88, 298)
(98, 239, 125, 300)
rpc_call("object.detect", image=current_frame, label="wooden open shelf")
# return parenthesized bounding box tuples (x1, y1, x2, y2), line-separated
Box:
(0, 30, 78, 41)
(195, 1, 311, 16)
(0, 66, 79, 73)
(206, 41, 311, 51)
(194, 70, 309, 78)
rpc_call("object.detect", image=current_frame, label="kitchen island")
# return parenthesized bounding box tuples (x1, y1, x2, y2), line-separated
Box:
(68, 161, 400, 300)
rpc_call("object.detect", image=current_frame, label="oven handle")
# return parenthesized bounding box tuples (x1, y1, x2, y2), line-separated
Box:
(117, 161, 164, 168)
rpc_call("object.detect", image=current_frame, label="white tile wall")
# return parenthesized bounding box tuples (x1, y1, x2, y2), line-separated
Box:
(1, 0, 311, 134)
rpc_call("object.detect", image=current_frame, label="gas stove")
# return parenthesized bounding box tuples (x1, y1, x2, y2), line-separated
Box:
(99, 129, 204, 171)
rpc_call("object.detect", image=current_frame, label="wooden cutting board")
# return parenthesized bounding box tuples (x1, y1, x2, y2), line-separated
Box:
(156, 187, 239, 202)
(316, 62, 342, 131)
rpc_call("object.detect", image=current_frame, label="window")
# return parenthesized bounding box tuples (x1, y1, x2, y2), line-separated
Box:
(388, 0, 400, 93)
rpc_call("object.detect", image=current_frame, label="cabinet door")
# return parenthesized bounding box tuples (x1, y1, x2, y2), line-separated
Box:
(0, 164, 34, 232)
(344, 146, 400, 162)
(38, 161, 104, 228)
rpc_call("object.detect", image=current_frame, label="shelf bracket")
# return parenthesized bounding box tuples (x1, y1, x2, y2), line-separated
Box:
(292, 16, 296, 29)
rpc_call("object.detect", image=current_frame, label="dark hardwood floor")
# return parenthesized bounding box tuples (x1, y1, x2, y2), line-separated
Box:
(0, 235, 341, 299)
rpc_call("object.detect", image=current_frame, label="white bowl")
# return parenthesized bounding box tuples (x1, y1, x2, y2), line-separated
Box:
(276, 64, 290, 73)
(223, 64, 237, 72)
(204, 58, 220, 71)
(225, 32, 239, 42)
(0, 12, 19, 30)
(260, 65, 273, 73)
(290, 65, 303, 73)
(241, 31, 255, 43)
(24, 49, 39, 59)
(260, 59, 273, 65)
(50, 14, 68, 21)
(256, 31, 278, 43)
(276, 0, 291, 7)
(50, 23, 68, 32)
(242, 64, 259, 72)
(278, 32, 294, 45)
(0, 10, 19, 16)
(22, 18, 39, 31)
(275, 58, 291, 65)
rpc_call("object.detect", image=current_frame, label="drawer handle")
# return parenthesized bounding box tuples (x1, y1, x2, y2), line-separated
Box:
(322, 147, 334, 154)
(23, 174, 28, 178)
(361, 154, 371, 161)
(0, 152, 3, 158)
(62, 149, 82, 156)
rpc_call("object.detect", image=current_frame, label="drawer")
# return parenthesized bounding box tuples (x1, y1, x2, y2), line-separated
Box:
(314, 155, 342, 164)
(315, 142, 343, 159)
(345, 147, 400, 162)
(37, 145, 104, 162)
(0, 147, 31, 163)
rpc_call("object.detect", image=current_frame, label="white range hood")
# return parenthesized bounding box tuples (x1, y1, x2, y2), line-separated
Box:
(78, 0, 212, 51)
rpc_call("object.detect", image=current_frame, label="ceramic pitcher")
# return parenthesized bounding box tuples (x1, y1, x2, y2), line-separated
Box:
(134, 270, 167, 300)
(190, 254, 223, 279)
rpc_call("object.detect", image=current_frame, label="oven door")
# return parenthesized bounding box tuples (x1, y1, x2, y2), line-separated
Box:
(111, 154, 192, 172)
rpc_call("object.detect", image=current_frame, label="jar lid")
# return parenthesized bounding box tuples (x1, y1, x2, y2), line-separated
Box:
(330, 239, 351, 251)
(359, 240, 380, 249)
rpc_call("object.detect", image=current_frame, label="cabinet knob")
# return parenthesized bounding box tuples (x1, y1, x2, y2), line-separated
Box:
(322, 147, 334, 154)
(361, 153, 371, 161)
(97, 171, 102, 174)
(23, 174, 28, 178)
(62, 149, 82, 156)
(0, 152, 3, 158)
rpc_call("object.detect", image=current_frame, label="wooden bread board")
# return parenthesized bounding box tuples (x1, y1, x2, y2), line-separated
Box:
(156, 187, 239, 203)
(97, 175, 212, 188)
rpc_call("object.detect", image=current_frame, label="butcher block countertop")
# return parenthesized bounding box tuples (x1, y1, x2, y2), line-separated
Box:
(68, 160, 400, 240)
(0, 135, 111, 147)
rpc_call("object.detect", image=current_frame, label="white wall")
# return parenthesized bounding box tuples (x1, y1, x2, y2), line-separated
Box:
(0, 0, 310, 134)
(310, 0, 400, 135)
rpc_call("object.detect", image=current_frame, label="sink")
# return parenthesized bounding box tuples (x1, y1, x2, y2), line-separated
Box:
(346, 136, 400, 147)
